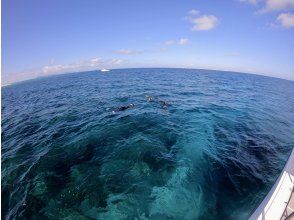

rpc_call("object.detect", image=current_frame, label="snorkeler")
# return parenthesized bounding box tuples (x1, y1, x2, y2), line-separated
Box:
(146, 95, 153, 102)
(112, 104, 134, 113)
(158, 100, 169, 109)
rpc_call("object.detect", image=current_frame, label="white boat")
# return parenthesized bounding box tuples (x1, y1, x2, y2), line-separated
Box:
(249, 148, 294, 220)
(100, 68, 110, 72)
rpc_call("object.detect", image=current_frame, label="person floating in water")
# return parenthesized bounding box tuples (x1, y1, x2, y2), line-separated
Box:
(146, 95, 153, 102)
(112, 104, 134, 113)
(158, 100, 169, 109)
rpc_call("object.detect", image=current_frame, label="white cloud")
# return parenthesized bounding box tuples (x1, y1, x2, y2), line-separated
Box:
(277, 13, 294, 28)
(242, 0, 294, 12)
(165, 40, 175, 45)
(178, 38, 189, 45)
(241, 0, 294, 28)
(114, 49, 140, 55)
(190, 15, 219, 31)
(186, 10, 219, 31)
(261, 0, 294, 12)
(42, 57, 102, 74)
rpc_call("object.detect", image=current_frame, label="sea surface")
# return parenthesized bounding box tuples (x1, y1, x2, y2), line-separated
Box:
(2, 68, 294, 220)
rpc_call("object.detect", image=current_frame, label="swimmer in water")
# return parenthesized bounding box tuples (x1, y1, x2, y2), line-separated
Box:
(158, 100, 169, 109)
(146, 95, 153, 102)
(112, 104, 134, 113)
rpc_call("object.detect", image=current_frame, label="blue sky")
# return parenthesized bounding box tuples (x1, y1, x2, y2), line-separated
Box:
(2, 0, 294, 84)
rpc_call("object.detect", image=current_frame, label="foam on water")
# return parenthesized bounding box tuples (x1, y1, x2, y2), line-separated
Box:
(2, 68, 294, 219)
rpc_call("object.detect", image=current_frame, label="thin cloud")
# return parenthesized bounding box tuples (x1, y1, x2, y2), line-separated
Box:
(165, 40, 175, 45)
(225, 52, 240, 57)
(178, 38, 189, 45)
(186, 10, 220, 31)
(42, 57, 123, 75)
(240, 0, 261, 5)
(43, 65, 66, 74)
(2, 57, 126, 85)
(188, 9, 200, 15)
(42, 62, 86, 74)
(90, 57, 102, 66)
(158, 47, 168, 52)
(165, 38, 189, 46)
(113, 49, 141, 55)
(110, 58, 124, 65)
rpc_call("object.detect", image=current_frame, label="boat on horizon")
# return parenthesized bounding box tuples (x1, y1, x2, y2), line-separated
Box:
(100, 68, 110, 72)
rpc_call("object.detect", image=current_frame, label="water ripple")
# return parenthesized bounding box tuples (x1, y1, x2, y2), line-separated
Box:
(2, 68, 294, 219)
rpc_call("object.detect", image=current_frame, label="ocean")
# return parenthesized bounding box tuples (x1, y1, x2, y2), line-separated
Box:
(2, 68, 294, 219)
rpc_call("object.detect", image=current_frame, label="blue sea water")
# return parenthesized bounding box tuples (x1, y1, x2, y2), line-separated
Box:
(2, 68, 294, 220)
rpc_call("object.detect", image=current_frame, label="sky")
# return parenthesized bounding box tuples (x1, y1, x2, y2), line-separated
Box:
(2, 0, 294, 85)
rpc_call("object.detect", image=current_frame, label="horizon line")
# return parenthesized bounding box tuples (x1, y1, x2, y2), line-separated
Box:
(2, 66, 293, 88)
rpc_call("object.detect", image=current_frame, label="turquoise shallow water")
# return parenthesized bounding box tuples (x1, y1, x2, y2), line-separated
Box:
(2, 68, 294, 219)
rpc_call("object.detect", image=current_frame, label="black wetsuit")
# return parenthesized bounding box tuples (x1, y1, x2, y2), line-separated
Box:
(159, 100, 168, 109)
(117, 106, 129, 111)
(114, 104, 134, 112)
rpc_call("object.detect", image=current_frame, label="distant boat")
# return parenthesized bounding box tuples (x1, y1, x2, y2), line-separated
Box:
(100, 68, 110, 72)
